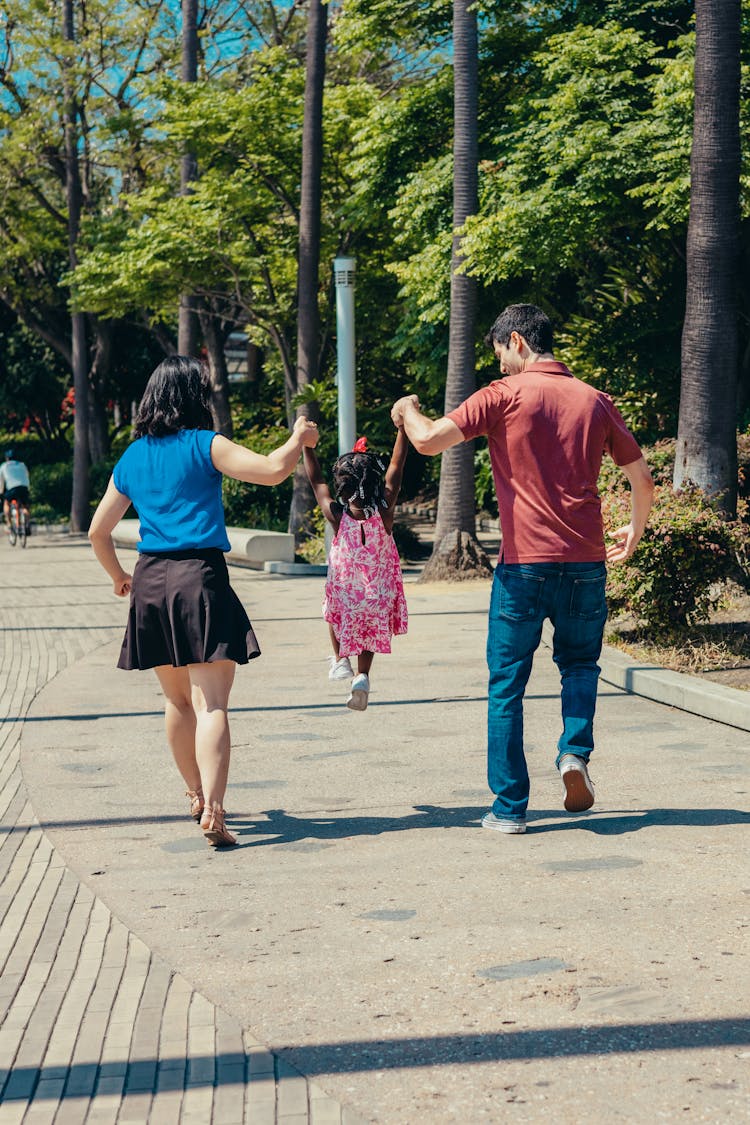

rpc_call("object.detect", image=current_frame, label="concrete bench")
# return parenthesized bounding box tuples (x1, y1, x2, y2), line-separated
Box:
(111, 519, 295, 570)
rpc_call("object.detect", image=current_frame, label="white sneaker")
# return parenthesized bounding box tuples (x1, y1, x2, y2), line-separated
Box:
(328, 655, 354, 681)
(346, 673, 370, 711)
(481, 811, 526, 834)
(558, 754, 595, 812)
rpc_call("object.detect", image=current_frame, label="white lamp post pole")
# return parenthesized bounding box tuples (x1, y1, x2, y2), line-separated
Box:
(333, 256, 356, 454)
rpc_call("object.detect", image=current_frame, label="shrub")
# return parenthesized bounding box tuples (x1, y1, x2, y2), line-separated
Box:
(737, 432, 750, 504)
(28, 457, 120, 522)
(603, 483, 747, 629)
(31, 461, 73, 518)
(222, 476, 292, 532)
(297, 507, 327, 564)
(392, 519, 423, 560)
(474, 445, 497, 516)
(221, 424, 293, 532)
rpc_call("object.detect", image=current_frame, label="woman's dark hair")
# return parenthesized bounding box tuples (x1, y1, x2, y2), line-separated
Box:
(132, 356, 213, 438)
(483, 303, 554, 355)
(332, 450, 388, 519)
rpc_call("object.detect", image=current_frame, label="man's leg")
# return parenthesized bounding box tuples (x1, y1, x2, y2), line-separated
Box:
(550, 563, 607, 766)
(486, 566, 546, 821)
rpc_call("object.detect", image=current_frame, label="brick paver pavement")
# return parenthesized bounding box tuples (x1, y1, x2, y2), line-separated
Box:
(0, 534, 360, 1125)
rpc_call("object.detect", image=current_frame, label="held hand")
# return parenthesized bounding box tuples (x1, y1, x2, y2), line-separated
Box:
(606, 524, 639, 564)
(293, 417, 319, 448)
(113, 574, 132, 597)
(391, 394, 420, 427)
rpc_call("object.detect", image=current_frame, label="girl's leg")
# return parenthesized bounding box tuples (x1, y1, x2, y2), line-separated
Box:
(328, 624, 354, 680)
(328, 623, 341, 658)
(187, 660, 236, 809)
(347, 650, 373, 710)
(154, 665, 201, 793)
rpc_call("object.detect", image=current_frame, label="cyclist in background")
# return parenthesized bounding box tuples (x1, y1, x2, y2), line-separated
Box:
(0, 449, 31, 535)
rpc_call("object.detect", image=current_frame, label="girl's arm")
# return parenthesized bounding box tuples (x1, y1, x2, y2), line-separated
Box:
(384, 426, 408, 507)
(382, 426, 409, 533)
(303, 446, 340, 529)
(211, 417, 319, 484)
(88, 477, 134, 596)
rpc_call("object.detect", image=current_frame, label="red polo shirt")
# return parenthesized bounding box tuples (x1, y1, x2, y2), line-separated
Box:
(447, 361, 642, 563)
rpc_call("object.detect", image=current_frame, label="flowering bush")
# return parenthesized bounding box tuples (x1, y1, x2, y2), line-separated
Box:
(603, 483, 748, 629)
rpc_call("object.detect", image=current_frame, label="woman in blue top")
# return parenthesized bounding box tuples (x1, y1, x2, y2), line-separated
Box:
(89, 356, 319, 848)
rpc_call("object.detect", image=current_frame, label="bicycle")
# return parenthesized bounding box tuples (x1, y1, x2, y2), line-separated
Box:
(7, 498, 29, 548)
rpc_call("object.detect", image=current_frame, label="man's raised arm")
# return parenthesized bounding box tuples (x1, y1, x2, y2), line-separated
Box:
(391, 395, 464, 456)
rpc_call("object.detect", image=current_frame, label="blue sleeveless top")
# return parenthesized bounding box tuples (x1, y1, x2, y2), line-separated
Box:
(112, 429, 231, 553)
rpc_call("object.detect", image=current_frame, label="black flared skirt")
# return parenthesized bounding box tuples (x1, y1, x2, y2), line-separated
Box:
(117, 548, 261, 670)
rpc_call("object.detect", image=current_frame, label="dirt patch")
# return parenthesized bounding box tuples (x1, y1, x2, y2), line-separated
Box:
(607, 585, 750, 692)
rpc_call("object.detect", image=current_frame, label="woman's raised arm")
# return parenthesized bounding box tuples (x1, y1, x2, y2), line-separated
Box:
(211, 418, 319, 485)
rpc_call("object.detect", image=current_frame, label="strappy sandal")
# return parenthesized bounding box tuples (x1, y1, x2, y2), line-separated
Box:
(200, 804, 237, 848)
(186, 788, 205, 822)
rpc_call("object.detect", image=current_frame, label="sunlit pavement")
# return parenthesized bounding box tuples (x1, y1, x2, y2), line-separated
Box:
(1, 533, 749, 1122)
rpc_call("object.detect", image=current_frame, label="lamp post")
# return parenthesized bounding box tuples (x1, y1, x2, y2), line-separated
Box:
(333, 256, 356, 454)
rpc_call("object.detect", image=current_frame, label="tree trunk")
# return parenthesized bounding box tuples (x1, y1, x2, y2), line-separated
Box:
(673, 0, 741, 514)
(63, 0, 90, 532)
(88, 385, 109, 463)
(200, 311, 234, 437)
(88, 318, 112, 462)
(178, 0, 200, 356)
(288, 0, 327, 548)
(421, 0, 491, 582)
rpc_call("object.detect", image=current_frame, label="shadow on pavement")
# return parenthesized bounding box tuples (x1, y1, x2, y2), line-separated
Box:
(229, 804, 750, 847)
(5, 1013, 750, 1104)
(4, 690, 629, 726)
(4, 805, 748, 839)
(282, 1016, 750, 1071)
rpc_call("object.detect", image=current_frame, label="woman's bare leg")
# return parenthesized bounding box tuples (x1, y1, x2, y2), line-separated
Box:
(357, 650, 374, 676)
(188, 660, 236, 809)
(154, 665, 200, 792)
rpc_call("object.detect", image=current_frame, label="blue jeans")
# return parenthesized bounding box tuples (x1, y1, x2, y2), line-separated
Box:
(486, 562, 608, 821)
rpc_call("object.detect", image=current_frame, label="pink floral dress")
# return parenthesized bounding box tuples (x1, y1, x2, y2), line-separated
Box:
(323, 510, 408, 656)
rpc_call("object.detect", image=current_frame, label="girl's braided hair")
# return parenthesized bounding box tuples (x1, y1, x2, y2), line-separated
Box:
(332, 437, 388, 519)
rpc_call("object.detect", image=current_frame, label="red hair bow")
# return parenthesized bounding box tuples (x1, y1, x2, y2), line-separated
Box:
(352, 436, 368, 452)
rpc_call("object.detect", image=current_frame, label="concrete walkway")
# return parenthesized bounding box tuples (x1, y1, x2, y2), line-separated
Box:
(1, 534, 749, 1123)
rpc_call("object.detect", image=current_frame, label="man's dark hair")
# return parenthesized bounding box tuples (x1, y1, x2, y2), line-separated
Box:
(133, 356, 213, 438)
(484, 304, 554, 355)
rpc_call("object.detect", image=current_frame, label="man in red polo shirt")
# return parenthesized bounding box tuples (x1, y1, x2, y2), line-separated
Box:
(392, 304, 653, 834)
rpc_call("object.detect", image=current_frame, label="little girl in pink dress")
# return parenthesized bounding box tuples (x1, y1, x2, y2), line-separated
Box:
(303, 429, 409, 710)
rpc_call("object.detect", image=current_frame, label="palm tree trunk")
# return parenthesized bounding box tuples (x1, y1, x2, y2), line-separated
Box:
(288, 0, 327, 547)
(673, 0, 741, 514)
(422, 0, 491, 581)
(63, 0, 90, 532)
(178, 0, 200, 356)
